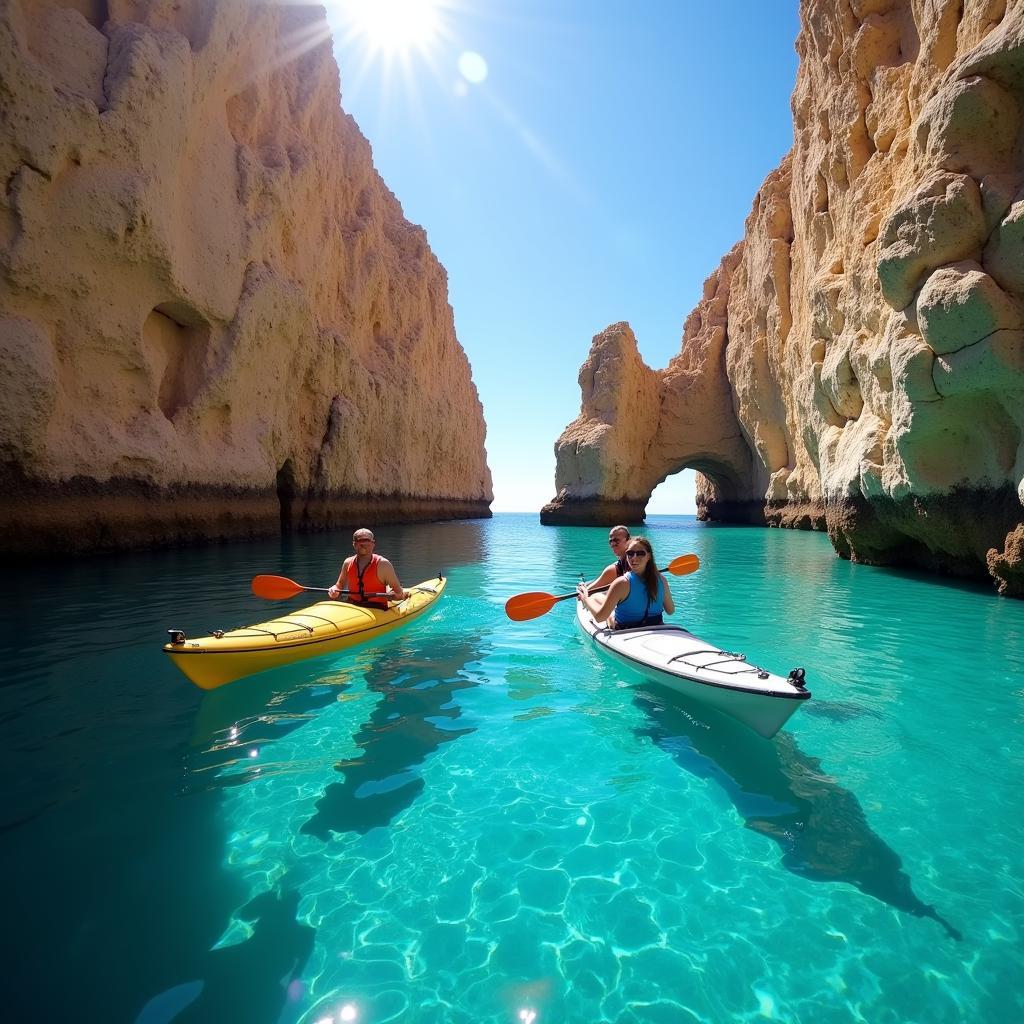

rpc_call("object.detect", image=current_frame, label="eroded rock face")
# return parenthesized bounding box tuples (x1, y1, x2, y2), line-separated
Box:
(544, 0, 1024, 595)
(0, 0, 492, 555)
(541, 265, 758, 526)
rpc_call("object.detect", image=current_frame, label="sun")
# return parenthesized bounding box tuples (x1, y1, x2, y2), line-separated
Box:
(335, 0, 442, 57)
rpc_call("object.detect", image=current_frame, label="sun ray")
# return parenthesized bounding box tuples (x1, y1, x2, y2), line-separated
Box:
(237, 14, 335, 92)
(481, 88, 594, 208)
(324, 0, 462, 161)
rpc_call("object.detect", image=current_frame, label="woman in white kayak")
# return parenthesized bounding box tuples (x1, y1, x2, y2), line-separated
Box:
(576, 536, 675, 629)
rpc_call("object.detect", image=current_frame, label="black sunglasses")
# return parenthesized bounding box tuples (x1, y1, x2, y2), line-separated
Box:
(609, 537, 626, 545)
(625, 549, 648, 559)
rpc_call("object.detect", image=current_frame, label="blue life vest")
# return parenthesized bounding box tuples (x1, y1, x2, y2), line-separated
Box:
(615, 571, 664, 627)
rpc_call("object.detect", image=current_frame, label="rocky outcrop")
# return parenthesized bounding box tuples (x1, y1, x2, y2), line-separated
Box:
(544, 0, 1024, 595)
(540, 261, 758, 526)
(0, 0, 492, 556)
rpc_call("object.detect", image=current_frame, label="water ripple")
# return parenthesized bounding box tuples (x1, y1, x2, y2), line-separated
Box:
(2, 517, 1022, 1023)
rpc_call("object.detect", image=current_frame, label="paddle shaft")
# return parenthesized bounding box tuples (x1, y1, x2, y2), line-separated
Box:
(553, 564, 675, 604)
(272, 585, 394, 597)
(503, 553, 699, 622)
(251, 573, 409, 601)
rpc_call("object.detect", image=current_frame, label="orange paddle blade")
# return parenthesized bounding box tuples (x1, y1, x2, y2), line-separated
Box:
(251, 575, 306, 600)
(504, 592, 559, 622)
(666, 554, 700, 576)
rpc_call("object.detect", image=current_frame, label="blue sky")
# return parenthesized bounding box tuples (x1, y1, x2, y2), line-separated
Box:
(326, 1, 801, 513)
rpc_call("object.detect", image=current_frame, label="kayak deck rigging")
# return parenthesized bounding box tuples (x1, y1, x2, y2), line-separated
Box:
(218, 611, 341, 640)
(579, 607, 810, 737)
(596, 625, 784, 686)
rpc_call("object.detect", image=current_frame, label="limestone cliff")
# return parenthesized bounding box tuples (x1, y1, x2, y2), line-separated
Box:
(543, 0, 1024, 597)
(0, 0, 492, 556)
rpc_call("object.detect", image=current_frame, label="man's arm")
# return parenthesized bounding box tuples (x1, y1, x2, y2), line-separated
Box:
(377, 558, 407, 601)
(585, 562, 618, 592)
(328, 557, 353, 599)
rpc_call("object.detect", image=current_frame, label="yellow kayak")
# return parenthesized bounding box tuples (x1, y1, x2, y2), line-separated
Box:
(164, 576, 446, 690)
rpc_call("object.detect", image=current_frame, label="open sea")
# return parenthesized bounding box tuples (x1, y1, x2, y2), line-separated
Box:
(2, 513, 1022, 1024)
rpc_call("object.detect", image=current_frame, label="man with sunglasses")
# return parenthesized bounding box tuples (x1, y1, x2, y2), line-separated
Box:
(583, 525, 632, 594)
(327, 528, 407, 608)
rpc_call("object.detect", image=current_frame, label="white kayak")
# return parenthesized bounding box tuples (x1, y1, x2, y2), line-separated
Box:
(576, 602, 810, 738)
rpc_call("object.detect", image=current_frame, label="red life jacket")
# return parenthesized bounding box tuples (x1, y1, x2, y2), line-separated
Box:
(346, 554, 389, 609)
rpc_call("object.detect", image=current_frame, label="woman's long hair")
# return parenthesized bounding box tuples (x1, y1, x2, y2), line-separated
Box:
(626, 537, 659, 600)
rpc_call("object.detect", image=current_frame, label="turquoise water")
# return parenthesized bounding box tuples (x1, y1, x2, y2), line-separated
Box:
(2, 514, 1022, 1023)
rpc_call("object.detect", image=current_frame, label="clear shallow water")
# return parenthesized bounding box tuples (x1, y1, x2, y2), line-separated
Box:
(2, 514, 1022, 1024)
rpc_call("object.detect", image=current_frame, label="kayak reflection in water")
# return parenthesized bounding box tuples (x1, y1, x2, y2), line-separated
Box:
(633, 685, 962, 941)
(327, 528, 407, 609)
(577, 536, 675, 629)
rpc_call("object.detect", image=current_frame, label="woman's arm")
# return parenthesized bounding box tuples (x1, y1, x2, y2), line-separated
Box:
(661, 575, 675, 615)
(577, 576, 629, 623)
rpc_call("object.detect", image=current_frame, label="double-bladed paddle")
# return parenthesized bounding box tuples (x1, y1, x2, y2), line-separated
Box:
(251, 575, 395, 601)
(504, 553, 701, 622)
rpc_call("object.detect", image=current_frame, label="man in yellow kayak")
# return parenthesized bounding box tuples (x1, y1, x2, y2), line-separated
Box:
(327, 529, 408, 609)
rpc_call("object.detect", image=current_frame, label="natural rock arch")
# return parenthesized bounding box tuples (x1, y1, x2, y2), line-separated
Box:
(545, 3, 1024, 596)
(542, 267, 763, 526)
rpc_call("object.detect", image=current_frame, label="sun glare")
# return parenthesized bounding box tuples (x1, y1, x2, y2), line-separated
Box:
(337, 0, 441, 56)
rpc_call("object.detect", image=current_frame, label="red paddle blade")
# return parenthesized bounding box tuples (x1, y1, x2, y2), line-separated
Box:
(504, 592, 558, 622)
(666, 554, 700, 576)
(251, 575, 305, 600)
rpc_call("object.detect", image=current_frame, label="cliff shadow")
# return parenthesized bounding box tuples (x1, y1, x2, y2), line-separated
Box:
(134, 889, 314, 1024)
(273, 518, 490, 595)
(369, 518, 490, 580)
(631, 685, 961, 940)
(301, 630, 487, 839)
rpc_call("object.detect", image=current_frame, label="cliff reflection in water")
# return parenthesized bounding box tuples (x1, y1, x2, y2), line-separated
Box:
(296, 518, 490, 589)
(302, 630, 486, 839)
(161, 889, 314, 1024)
(632, 686, 961, 940)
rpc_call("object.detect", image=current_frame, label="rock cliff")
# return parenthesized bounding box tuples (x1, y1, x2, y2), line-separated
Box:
(543, 0, 1024, 596)
(0, 0, 492, 556)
